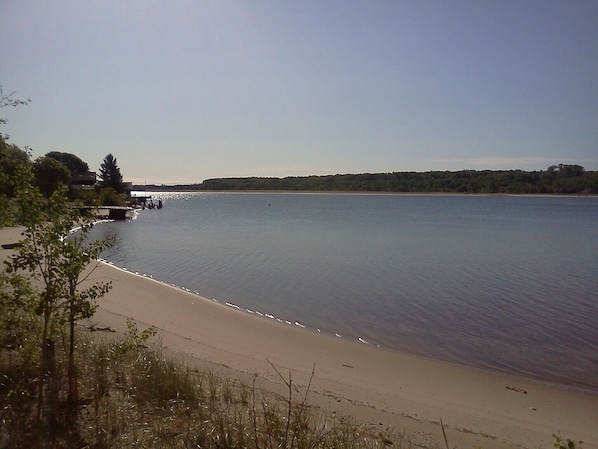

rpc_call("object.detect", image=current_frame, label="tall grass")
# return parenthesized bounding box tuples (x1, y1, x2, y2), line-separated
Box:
(0, 324, 403, 449)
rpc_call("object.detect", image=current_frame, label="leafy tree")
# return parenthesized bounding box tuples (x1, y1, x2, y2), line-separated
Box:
(45, 151, 89, 174)
(2, 157, 113, 446)
(33, 155, 71, 197)
(1, 85, 32, 223)
(61, 220, 113, 405)
(1, 134, 31, 197)
(99, 153, 124, 193)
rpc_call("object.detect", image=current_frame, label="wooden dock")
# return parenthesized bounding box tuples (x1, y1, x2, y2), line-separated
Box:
(78, 206, 134, 220)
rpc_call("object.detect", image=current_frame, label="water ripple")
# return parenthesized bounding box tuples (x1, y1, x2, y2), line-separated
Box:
(87, 193, 598, 390)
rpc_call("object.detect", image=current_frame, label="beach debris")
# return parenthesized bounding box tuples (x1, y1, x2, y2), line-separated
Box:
(505, 386, 528, 394)
(88, 324, 115, 333)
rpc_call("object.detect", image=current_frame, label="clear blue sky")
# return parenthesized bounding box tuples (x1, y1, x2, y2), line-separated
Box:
(1, 1, 597, 184)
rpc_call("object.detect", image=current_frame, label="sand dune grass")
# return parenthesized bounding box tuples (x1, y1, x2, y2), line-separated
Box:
(0, 321, 407, 449)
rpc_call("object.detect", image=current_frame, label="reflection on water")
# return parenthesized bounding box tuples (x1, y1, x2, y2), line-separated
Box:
(88, 193, 598, 390)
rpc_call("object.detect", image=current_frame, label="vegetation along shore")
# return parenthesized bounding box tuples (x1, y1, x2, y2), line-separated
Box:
(135, 165, 597, 195)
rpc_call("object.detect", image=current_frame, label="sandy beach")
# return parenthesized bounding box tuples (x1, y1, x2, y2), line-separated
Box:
(2, 226, 597, 449)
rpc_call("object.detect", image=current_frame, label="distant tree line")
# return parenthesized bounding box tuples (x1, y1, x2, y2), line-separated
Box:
(139, 165, 597, 195)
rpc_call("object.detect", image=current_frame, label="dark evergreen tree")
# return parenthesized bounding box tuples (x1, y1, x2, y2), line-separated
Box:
(99, 153, 124, 192)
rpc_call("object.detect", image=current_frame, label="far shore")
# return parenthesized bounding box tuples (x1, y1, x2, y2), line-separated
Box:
(134, 188, 598, 198)
(2, 226, 597, 449)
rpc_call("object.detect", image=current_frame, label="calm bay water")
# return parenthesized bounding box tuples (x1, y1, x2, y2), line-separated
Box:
(88, 193, 598, 390)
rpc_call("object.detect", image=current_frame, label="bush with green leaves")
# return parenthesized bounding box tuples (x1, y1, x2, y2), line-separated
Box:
(1, 163, 113, 447)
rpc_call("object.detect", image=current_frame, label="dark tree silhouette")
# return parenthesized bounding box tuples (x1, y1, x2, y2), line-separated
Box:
(99, 153, 124, 192)
(45, 151, 89, 174)
(33, 156, 71, 197)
